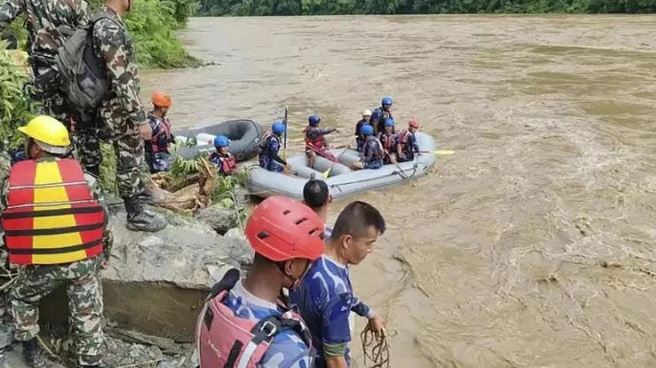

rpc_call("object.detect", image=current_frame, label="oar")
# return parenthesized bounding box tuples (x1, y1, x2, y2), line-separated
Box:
(282, 105, 288, 161)
(322, 145, 351, 179)
(420, 150, 455, 155)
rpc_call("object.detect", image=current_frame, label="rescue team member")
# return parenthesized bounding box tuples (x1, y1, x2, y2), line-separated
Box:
(145, 91, 175, 173)
(208, 135, 236, 176)
(373, 96, 393, 134)
(259, 120, 290, 173)
(290, 201, 387, 368)
(354, 110, 371, 153)
(196, 196, 325, 368)
(369, 109, 383, 137)
(397, 118, 421, 163)
(304, 114, 338, 168)
(303, 178, 332, 237)
(1, 116, 112, 368)
(350, 125, 384, 170)
(378, 118, 398, 164)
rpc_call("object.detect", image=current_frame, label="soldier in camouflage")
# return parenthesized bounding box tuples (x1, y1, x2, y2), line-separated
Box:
(82, 0, 166, 232)
(0, 0, 89, 117)
(0, 116, 112, 368)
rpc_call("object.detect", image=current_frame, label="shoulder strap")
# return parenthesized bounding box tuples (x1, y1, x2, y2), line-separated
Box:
(208, 268, 240, 300)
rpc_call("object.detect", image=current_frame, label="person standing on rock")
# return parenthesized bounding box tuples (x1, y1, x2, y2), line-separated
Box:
(197, 196, 325, 368)
(145, 90, 175, 173)
(1, 116, 112, 368)
(289, 201, 387, 368)
(75, 0, 167, 232)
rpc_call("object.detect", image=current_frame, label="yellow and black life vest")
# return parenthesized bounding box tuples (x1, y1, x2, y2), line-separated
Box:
(1, 159, 106, 265)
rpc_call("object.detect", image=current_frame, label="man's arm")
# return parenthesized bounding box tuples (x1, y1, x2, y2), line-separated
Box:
(0, 0, 24, 32)
(321, 293, 353, 366)
(96, 19, 147, 126)
(325, 355, 349, 368)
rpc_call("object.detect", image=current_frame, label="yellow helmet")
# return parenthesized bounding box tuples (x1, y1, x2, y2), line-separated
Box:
(18, 115, 71, 154)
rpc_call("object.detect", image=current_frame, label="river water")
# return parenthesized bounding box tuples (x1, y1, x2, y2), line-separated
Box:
(141, 15, 656, 367)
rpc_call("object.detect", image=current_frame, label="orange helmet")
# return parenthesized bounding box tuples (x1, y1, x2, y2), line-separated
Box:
(408, 118, 420, 129)
(151, 91, 172, 108)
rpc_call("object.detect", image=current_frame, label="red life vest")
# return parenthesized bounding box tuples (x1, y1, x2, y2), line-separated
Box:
(1, 159, 106, 265)
(197, 269, 313, 368)
(150, 116, 172, 154)
(304, 126, 327, 151)
(380, 133, 397, 152)
(218, 153, 236, 174)
(398, 130, 411, 145)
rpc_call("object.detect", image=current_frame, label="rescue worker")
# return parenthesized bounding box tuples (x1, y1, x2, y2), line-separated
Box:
(0, 0, 89, 115)
(304, 114, 338, 168)
(369, 109, 383, 136)
(373, 96, 393, 134)
(76, 0, 167, 232)
(145, 91, 174, 173)
(258, 120, 289, 173)
(208, 135, 236, 176)
(396, 118, 421, 162)
(350, 124, 384, 170)
(1, 116, 112, 368)
(355, 110, 371, 153)
(303, 178, 332, 237)
(289, 201, 387, 368)
(196, 196, 325, 368)
(378, 118, 398, 164)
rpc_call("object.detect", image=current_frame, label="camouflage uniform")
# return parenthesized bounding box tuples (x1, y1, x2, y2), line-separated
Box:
(0, 0, 89, 117)
(0, 155, 113, 366)
(81, 5, 147, 199)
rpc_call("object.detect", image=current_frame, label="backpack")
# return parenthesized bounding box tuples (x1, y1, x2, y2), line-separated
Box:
(55, 14, 116, 114)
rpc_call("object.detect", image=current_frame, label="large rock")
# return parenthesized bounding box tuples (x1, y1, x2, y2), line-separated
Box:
(41, 207, 253, 342)
(194, 204, 239, 235)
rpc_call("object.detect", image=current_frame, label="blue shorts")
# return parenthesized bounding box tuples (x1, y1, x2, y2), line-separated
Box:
(363, 159, 383, 170)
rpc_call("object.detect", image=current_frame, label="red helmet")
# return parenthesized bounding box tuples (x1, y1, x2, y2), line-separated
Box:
(151, 90, 172, 108)
(245, 196, 325, 262)
(408, 118, 420, 129)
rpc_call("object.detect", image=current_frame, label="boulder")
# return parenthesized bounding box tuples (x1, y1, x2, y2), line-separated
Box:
(194, 204, 238, 235)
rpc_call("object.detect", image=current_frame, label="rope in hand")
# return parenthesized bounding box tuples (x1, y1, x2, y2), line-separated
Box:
(361, 326, 392, 368)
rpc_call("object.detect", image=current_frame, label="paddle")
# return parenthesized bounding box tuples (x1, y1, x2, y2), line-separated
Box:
(420, 150, 455, 155)
(282, 105, 288, 161)
(321, 145, 351, 179)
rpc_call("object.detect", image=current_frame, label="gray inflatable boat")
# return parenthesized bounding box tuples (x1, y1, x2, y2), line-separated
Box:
(173, 119, 263, 162)
(246, 132, 437, 200)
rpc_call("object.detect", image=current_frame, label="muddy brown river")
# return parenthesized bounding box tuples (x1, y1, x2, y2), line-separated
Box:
(141, 15, 656, 367)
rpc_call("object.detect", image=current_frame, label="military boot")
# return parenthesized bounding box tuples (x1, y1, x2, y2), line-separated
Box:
(22, 338, 62, 368)
(124, 196, 167, 232)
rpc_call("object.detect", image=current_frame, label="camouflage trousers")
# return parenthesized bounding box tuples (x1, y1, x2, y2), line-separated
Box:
(10, 257, 104, 366)
(76, 116, 146, 199)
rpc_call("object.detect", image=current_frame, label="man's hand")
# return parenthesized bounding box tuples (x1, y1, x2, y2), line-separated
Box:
(138, 123, 152, 141)
(367, 314, 387, 337)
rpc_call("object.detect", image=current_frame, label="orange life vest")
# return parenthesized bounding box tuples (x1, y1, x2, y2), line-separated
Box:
(1, 159, 106, 265)
(380, 133, 397, 152)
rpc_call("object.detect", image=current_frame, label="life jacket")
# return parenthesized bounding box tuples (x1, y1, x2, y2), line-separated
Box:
(196, 269, 313, 368)
(398, 130, 412, 145)
(380, 133, 397, 152)
(210, 151, 236, 175)
(1, 159, 106, 265)
(304, 126, 327, 151)
(258, 132, 280, 156)
(150, 115, 172, 154)
(364, 136, 384, 161)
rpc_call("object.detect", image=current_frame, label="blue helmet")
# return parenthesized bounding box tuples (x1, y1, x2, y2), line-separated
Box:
(272, 120, 286, 135)
(308, 114, 321, 126)
(382, 96, 393, 107)
(213, 135, 230, 148)
(371, 109, 383, 121)
(360, 124, 374, 136)
(384, 118, 395, 127)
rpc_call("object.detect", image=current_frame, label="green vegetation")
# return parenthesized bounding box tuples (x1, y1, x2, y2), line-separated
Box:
(198, 0, 656, 16)
(0, 44, 37, 150)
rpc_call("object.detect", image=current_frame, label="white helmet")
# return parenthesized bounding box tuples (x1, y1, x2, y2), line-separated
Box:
(362, 109, 372, 117)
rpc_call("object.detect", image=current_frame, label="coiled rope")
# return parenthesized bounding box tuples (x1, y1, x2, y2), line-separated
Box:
(361, 326, 392, 368)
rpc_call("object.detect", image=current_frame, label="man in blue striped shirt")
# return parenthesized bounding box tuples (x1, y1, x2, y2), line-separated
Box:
(290, 201, 387, 368)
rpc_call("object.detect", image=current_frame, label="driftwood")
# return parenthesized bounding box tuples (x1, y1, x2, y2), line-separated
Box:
(147, 157, 216, 213)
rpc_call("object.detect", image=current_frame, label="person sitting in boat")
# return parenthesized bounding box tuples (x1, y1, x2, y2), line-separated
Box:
(305, 114, 338, 168)
(145, 91, 175, 173)
(303, 178, 333, 237)
(350, 124, 384, 170)
(258, 120, 289, 173)
(209, 135, 237, 176)
(369, 109, 383, 136)
(397, 118, 421, 163)
(378, 118, 398, 164)
(373, 96, 393, 134)
(355, 109, 372, 152)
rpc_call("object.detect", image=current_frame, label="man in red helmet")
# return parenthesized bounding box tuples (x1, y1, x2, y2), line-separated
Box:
(196, 196, 325, 368)
(396, 118, 421, 163)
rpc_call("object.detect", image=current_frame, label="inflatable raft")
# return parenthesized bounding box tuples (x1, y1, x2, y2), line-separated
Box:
(247, 132, 437, 200)
(173, 119, 263, 162)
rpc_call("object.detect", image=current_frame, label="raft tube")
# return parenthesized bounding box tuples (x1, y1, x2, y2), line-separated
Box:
(247, 132, 437, 201)
(173, 119, 263, 162)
